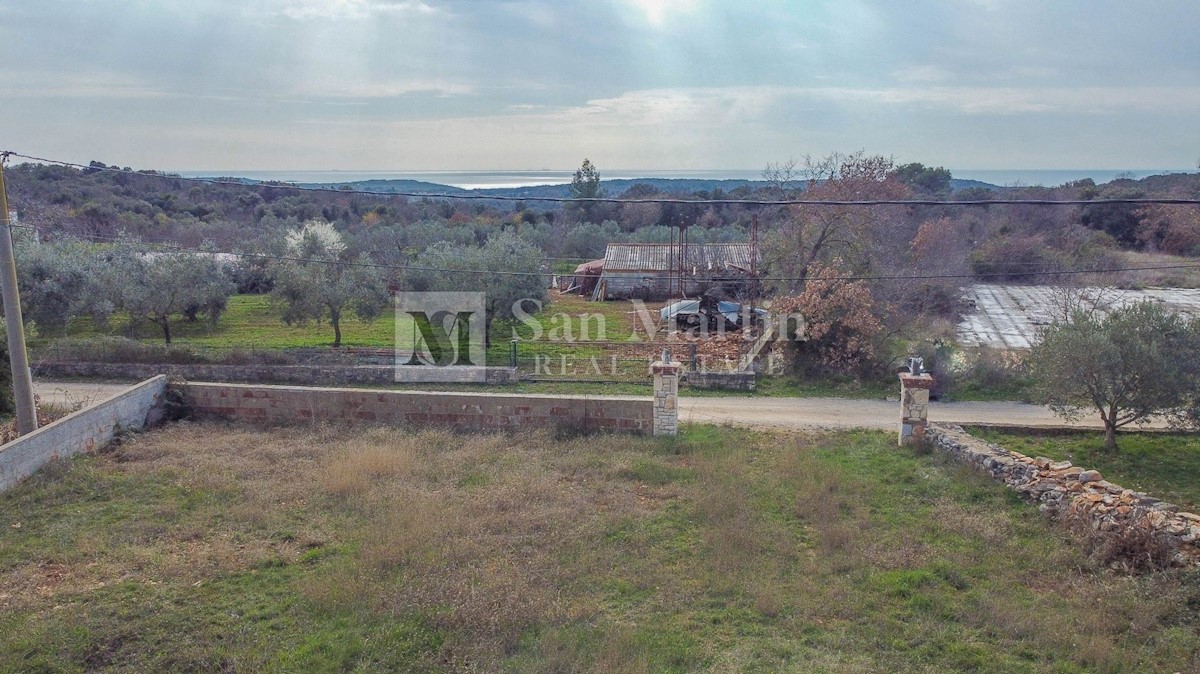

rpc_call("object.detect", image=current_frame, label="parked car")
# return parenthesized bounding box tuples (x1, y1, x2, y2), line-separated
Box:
(660, 299, 767, 331)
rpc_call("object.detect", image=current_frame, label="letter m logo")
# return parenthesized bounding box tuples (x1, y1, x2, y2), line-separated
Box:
(395, 292, 487, 381)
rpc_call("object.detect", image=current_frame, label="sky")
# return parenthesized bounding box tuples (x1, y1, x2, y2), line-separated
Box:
(1, 0, 1198, 172)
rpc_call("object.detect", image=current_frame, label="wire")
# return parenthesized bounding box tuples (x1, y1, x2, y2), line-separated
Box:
(5, 150, 1200, 207)
(9, 224, 1200, 283)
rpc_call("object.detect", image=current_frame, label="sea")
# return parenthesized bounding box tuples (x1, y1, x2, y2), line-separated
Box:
(175, 168, 1195, 190)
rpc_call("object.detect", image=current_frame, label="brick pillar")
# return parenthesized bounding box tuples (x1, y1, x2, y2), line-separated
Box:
(650, 360, 680, 437)
(899, 373, 933, 446)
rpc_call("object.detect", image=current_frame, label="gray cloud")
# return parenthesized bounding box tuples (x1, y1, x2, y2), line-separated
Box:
(1, 0, 1197, 170)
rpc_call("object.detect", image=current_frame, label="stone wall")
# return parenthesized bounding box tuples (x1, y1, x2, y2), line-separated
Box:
(927, 424, 1200, 567)
(177, 382, 654, 434)
(0, 376, 167, 492)
(36, 361, 519, 386)
(683, 370, 756, 391)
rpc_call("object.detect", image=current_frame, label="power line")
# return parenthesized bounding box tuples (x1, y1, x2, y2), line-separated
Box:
(5, 150, 1200, 207)
(11, 224, 1200, 284)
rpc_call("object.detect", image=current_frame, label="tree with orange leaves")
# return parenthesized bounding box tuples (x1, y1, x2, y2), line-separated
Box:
(762, 151, 911, 295)
(773, 260, 883, 374)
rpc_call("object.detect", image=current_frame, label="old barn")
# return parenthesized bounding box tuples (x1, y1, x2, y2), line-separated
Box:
(593, 242, 757, 301)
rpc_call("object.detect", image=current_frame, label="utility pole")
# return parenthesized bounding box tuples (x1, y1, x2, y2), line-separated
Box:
(0, 155, 38, 435)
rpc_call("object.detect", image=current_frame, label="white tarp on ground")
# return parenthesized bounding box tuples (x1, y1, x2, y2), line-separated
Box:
(956, 284, 1200, 349)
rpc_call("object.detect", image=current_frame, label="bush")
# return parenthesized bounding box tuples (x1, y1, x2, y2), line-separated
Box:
(773, 261, 883, 378)
(910, 342, 1030, 401)
(1068, 512, 1179, 573)
(970, 235, 1068, 281)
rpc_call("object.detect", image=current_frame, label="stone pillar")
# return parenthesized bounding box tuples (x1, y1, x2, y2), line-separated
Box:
(650, 360, 680, 437)
(899, 373, 934, 446)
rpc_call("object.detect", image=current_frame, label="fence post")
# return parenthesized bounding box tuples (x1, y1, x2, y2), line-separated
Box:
(899, 371, 934, 446)
(510, 339, 518, 369)
(650, 357, 680, 437)
(689, 342, 698, 372)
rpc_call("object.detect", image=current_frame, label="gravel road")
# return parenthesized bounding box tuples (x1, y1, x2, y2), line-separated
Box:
(679, 396, 1128, 431)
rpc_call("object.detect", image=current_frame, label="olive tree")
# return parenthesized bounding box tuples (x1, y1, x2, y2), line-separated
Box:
(114, 249, 236, 344)
(406, 231, 545, 343)
(14, 238, 114, 335)
(271, 221, 389, 347)
(1029, 300, 1200, 450)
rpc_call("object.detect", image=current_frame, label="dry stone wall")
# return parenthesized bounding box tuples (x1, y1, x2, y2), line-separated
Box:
(927, 424, 1200, 567)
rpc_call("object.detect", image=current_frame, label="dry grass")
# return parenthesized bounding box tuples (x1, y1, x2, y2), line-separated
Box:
(321, 438, 419, 498)
(1, 422, 1198, 672)
(1111, 250, 1200, 288)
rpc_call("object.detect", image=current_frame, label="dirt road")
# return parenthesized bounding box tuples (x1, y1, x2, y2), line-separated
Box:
(33, 379, 1124, 431)
(679, 396, 1122, 431)
(33, 381, 132, 410)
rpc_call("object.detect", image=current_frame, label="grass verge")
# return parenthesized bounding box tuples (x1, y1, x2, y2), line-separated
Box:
(967, 427, 1200, 511)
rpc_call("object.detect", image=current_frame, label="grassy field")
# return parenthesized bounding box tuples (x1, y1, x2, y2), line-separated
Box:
(35, 293, 660, 350)
(36, 294, 398, 349)
(968, 428, 1200, 511)
(2, 422, 1197, 672)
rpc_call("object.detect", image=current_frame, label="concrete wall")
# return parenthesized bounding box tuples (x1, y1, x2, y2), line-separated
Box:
(178, 382, 653, 434)
(36, 361, 519, 386)
(0, 375, 167, 492)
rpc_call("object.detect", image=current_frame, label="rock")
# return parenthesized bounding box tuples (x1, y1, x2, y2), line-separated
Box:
(1078, 470, 1103, 483)
(1049, 460, 1073, 470)
(1178, 512, 1200, 523)
(1165, 521, 1189, 535)
(1034, 457, 1052, 469)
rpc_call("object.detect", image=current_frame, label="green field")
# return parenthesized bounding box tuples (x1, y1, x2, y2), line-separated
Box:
(1, 423, 1197, 672)
(36, 295, 398, 349)
(968, 428, 1200, 511)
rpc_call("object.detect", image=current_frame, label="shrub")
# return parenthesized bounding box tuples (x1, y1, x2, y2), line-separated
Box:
(773, 261, 883, 377)
(1067, 511, 1179, 573)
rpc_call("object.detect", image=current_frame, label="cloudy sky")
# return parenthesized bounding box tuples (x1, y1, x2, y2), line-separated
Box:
(1, 0, 1198, 171)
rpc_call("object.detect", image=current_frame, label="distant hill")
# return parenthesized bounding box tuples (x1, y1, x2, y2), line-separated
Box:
(949, 178, 1003, 191)
(287, 176, 1005, 199)
(294, 179, 470, 195)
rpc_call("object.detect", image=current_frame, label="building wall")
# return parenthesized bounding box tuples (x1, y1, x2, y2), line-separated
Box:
(597, 272, 708, 300)
(178, 382, 653, 434)
(0, 376, 167, 492)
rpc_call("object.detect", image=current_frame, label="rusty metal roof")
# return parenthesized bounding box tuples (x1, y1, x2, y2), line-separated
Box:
(602, 243, 755, 274)
(574, 259, 605, 274)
